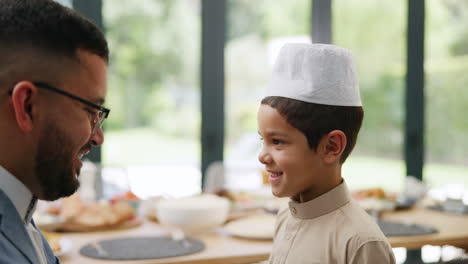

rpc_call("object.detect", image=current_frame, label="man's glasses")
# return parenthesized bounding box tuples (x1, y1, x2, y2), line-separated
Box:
(11, 82, 110, 135)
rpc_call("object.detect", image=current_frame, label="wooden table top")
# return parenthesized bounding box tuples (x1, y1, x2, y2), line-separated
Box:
(59, 220, 271, 264)
(59, 207, 468, 263)
(382, 207, 468, 249)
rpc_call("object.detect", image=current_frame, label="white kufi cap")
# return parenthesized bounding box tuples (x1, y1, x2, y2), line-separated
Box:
(265, 43, 362, 106)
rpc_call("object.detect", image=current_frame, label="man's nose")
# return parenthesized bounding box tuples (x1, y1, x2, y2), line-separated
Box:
(90, 127, 104, 146)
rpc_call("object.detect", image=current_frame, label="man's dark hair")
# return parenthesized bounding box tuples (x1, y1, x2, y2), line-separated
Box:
(261, 96, 364, 164)
(0, 0, 108, 62)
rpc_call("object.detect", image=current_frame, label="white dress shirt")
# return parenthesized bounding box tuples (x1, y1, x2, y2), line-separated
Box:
(0, 166, 48, 264)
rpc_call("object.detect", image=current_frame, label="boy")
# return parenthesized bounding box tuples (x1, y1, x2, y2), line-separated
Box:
(258, 43, 395, 263)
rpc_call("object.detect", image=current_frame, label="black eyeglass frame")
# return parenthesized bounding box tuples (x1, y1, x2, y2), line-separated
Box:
(8, 81, 110, 134)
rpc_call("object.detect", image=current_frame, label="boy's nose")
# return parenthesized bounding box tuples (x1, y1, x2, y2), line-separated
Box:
(258, 148, 272, 165)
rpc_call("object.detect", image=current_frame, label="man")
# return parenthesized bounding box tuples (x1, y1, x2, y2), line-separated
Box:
(0, 0, 110, 263)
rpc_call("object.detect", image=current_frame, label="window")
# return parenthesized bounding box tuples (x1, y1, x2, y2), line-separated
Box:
(102, 0, 201, 198)
(425, 0, 468, 189)
(334, 0, 406, 191)
(224, 0, 310, 190)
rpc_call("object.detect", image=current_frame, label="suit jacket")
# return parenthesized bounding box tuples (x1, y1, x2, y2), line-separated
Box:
(0, 189, 59, 264)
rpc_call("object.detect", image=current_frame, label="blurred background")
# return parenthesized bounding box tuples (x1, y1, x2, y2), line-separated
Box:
(57, 0, 468, 198)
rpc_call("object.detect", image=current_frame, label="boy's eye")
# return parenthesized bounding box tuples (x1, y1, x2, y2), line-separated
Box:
(272, 139, 283, 145)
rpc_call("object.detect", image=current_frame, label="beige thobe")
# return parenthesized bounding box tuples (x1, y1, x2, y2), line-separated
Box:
(269, 181, 395, 264)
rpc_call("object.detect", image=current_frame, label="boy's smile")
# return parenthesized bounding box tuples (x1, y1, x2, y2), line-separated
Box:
(267, 170, 283, 185)
(257, 104, 323, 199)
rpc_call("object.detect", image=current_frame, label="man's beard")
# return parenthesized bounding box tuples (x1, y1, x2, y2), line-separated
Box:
(35, 121, 81, 201)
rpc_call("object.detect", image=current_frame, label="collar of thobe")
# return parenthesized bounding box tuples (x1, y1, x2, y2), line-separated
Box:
(288, 180, 351, 219)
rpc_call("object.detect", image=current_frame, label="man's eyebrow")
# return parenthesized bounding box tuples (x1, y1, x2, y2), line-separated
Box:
(90, 97, 105, 105)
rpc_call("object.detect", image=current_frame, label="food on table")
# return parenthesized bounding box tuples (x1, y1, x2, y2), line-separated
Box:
(143, 196, 163, 223)
(353, 188, 397, 200)
(110, 191, 141, 211)
(61, 200, 136, 231)
(38, 193, 139, 232)
(42, 231, 61, 252)
(352, 188, 397, 212)
(111, 191, 140, 201)
(214, 189, 286, 214)
(33, 212, 64, 232)
(213, 189, 236, 202)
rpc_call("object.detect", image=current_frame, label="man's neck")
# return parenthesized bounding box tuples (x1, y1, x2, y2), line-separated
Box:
(0, 160, 41, 199)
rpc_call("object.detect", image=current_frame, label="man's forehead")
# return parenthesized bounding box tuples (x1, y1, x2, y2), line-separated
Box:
(68, 50, 108, 102)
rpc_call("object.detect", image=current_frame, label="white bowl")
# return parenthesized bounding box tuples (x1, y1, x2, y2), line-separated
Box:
(156, 194, 230, 234)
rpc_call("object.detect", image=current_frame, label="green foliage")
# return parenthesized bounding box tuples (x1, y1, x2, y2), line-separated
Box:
(102, 0, 468, 168)
(227, 0, 310, 41)
(225, 34, 269, 143)
(227, 0, 266, 41)
(450, 32, 468, 56)
(225, 0, 310, 148)
(439, 0, 468, 56)
(261, 0, 310, 39)
(425, 55, 468, 164)
(104, 0, 199, 131)
(356, 72, 404, 158)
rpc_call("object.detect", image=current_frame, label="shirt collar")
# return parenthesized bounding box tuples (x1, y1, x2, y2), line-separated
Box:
(0, 166, 37, 223)
(288, 180, 351, 219)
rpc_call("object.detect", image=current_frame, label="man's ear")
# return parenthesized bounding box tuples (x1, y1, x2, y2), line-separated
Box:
(321, 130, 347, 164)
(10, 81, 39, 132)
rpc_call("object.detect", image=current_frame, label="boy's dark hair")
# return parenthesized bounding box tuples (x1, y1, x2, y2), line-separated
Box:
(0, 0, 108, 62)
(261, 96, 364, 164)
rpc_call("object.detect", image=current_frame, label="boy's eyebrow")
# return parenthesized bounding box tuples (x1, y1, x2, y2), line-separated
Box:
(265, 131, 289, 138)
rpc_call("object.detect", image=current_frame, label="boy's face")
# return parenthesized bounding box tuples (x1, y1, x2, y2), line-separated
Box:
(257, 104, 323, 198)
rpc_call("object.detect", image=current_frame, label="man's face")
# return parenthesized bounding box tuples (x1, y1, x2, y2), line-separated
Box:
(35, 119, 83, 200)
(35, 50, 107, 201)
(257, 104, 323, 198)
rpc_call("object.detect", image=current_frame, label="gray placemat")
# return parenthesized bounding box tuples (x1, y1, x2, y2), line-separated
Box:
(428, 204, 468, 215)
(378, 220, 438, 237)
(428, 259, 468, 264)
(80, 236, 205, 260)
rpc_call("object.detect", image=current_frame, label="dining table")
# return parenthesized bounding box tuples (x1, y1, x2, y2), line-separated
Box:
(382, 207, 468, 250)
(59, 219, 272, 264)
(58, 206, 468, 264)
(381, 206, 468, 263)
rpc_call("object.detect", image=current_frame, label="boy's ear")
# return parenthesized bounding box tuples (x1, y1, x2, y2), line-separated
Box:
(10, 81, 39, 132)
(321, 130, 347, 164)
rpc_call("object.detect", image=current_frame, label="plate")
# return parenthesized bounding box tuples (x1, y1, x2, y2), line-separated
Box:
(224, 214, 276, 240)
(55, 238, 72, 257)
(42, 232, 71, 257)
(395, 196, 417, 210)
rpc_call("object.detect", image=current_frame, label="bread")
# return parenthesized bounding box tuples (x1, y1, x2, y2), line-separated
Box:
(60, 200, 137, 232)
